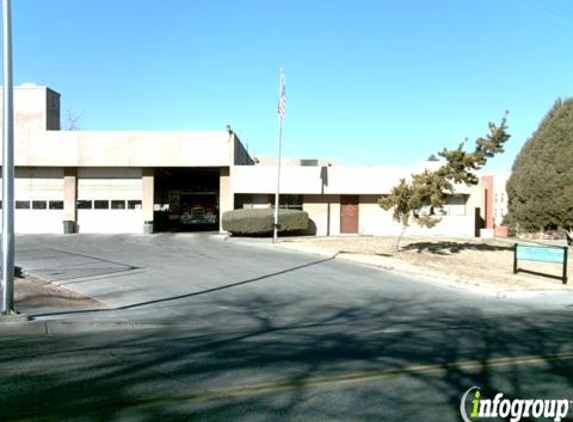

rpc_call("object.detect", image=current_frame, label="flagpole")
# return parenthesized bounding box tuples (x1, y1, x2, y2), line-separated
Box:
(273, 114, 283, 243)
(273, 70, 285, 243)
(1, 0, 15, 315)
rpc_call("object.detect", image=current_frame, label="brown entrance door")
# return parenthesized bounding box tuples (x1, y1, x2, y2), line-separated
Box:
(340, 195, 359, 234)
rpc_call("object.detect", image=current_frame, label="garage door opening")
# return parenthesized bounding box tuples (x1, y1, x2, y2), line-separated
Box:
(154, 168, 220, 232)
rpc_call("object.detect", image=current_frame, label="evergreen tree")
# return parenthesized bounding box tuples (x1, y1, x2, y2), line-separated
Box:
(506, 99, 573, 244)
(379, 115, 510, 250)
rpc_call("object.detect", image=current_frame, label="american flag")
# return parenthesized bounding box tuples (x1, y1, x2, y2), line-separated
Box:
(277, 71, 286, 118)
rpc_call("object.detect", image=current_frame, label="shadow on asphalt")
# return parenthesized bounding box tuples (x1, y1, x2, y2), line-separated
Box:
(402, 241, 512, 255)
(2, 293, 573, 421)
(27, 255, 338, 318)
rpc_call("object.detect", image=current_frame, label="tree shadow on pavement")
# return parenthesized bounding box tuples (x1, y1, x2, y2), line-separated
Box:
(2, 291, 573, 422)
(27, 255, 338, 318)
(402, 241, 512, 255)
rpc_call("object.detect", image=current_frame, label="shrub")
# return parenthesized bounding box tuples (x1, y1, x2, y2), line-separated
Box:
(222, 209, 309, 235)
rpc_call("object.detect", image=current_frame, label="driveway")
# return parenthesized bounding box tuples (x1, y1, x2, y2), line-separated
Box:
(15, 233, 567, 325)
(5, 234, 573, 421)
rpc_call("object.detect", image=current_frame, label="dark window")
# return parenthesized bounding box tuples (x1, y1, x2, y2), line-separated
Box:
(77, 200, 92, 210)
(49, 200, 64, 210)
(16, 201, 30, 209)
(271, 195, 303, 210)
(32, 200, 47, 210)
(235, 194, 254, 210)
(111, 200, 126, 210)
(128, 200, 142, 210)
(94, 200, 109, 210)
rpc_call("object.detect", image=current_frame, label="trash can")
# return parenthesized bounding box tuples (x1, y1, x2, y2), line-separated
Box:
(63, 220, 76, 234)
(143, 220, 154, 234)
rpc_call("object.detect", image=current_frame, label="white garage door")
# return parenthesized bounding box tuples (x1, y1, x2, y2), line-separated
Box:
(77, 168, 143, 233)
(12, 168, 65, 234)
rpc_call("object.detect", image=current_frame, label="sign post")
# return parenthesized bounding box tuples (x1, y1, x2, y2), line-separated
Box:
(513, 244, 568, 284)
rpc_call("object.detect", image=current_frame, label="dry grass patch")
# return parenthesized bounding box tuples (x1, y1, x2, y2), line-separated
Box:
(15, 274, 105, 309)
(277, 236, 572, 292)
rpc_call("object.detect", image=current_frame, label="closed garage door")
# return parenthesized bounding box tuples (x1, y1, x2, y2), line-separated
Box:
(13, 168, 65, 234)
(77, 168, 143, 233)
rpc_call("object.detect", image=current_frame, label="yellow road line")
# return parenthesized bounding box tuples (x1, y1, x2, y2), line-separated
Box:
(172, 351, 573, 403)
(12, 351, 573, 421)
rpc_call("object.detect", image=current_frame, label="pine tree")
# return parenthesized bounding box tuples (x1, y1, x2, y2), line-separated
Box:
(379, 115, 510, 250)
(506, 99, 573, 244)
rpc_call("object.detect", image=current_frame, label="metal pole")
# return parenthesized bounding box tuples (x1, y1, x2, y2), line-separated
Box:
(563, 246, 568, 285)
(513, 243, 518, 275)
(273, 71, 284, 244)
(273, 115, 284, 243)
(1, 0, 14, 314)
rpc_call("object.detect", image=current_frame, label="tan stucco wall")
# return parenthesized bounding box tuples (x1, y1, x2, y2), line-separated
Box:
(9, 130, 233, 167)
(303, 195, 341, 236)
(300, 193, 479, 238)
(219, 167, 232, 231)
(63, 168, 77, 222)
(233, 165, 476, 196)
(142, 168, 154, 222)
(358, 195, 476, 237)
(1, 85, 60, 133)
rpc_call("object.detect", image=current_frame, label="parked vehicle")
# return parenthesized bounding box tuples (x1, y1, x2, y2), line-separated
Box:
(179, 192, 218, 226)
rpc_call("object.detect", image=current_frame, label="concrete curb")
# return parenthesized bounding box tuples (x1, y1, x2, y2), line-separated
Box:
(0, 320, 166, 336)
(258, 242, 564, 299)
(213, 237, 572, 299)
(0, 320, 47, 335)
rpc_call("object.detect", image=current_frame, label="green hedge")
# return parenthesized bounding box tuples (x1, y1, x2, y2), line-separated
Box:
(222, 209, 309, 235)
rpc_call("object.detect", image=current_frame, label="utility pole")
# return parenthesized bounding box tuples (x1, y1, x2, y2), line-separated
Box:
(1, 0, 15, 315)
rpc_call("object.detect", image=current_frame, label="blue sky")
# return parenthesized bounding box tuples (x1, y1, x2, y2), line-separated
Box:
(6, 0, 573, 175)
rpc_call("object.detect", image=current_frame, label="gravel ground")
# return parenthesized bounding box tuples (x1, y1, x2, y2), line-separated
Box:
(274, 236, 572, 292)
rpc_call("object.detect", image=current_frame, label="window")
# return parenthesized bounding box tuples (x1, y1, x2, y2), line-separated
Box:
(128, 200, 142, 210)
(77, 200, 92, 209)
(235, 194, 254, 210)
(447, 195, 467, 216)
(271, 195, 303, 210)
(49, 201, 64, 210)
(111, 200, 126, 210)
(16, 201, 30, 209)
(94, 200, 109, 210)
(32, 201, 47, 210)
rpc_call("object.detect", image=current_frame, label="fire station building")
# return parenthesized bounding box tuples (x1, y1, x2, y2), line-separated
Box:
(1, 84, 488, 238)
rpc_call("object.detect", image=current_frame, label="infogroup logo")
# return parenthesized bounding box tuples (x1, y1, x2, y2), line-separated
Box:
(460, 387, 571, 422)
